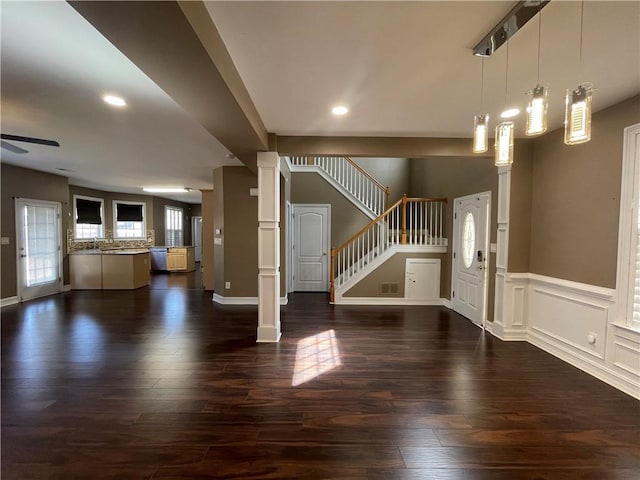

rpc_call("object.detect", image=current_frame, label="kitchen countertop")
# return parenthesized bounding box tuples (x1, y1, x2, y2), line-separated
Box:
(71, 248, 150, 255)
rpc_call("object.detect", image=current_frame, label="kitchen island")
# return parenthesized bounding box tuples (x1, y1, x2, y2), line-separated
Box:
(70, 249, 150, 290)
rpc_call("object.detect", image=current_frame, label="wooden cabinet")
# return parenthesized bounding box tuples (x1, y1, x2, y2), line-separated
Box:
(70, 254, 102, 289)
(167, 247, 196, 272)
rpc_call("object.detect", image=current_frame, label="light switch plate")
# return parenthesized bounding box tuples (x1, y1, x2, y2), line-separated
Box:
(0, 237, 9, 245)
(490, 243, 497, 253)
(214, 237, 222, 245)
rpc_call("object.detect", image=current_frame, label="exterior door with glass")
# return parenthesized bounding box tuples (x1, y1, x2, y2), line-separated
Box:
(15, 198, 63, 302)
(451, 192, 491, 327)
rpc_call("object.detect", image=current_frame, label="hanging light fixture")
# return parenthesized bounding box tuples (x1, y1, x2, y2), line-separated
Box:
(564, 0, 593, 145)
(495, 41, 514, 166)
(473, 59, 489, 153)
(526, 5, 548, 136)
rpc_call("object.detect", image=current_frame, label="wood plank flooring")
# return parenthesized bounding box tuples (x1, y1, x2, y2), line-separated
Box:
(2, 276, 639, 479)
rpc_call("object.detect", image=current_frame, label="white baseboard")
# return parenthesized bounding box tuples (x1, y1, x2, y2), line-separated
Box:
(213, 293, 288, 305)
(256, 325, 282, 343)
(1, 296, 19, 307)
(63, 284, 72, 292)
(334, 297, 449, 306)
(528, 330, 639, 400)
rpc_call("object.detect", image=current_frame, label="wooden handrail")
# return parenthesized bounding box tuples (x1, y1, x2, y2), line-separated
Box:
(344, 156, 388, 192)
(332, 196, 446, 255)
(333, 198, 404, 255)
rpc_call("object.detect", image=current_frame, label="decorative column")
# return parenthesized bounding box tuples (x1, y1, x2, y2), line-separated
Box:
(257, 152, 281, 342)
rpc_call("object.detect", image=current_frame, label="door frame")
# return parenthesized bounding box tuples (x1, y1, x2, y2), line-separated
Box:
(451, 191, 491, 328)
(191, 215, 202, 262)
(15, 197, 64, 302)
(291, 203, 331, 292)
(286, 201, 293, 294)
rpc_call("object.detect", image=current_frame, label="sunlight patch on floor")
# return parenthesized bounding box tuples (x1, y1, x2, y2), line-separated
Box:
(292, 329, 341, 387)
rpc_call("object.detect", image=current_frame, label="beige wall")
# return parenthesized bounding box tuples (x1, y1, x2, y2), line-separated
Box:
(528, 95, 640, 288)
(352, 157, 411, 204)
(215, 166, 259, 297)
(213, 167, 225, 294)
(344, 252, 444, 297)
(291, 172, 370, 249)
(2, 164, 71, 298)
(409, 156, 498, 318)
(507, 141, 535, 273)
(201, 190, 214, 291)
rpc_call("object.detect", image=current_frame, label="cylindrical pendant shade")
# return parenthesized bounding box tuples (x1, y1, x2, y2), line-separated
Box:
(495, 122, 514, 166)
(526, 84, 548, 136)
(564, 84, 592, 145)
(473, 114, 490, 153)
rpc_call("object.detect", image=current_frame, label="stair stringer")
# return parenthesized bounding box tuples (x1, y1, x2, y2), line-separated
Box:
(288, 164, 378, 220)
(333, 243, 448, 303)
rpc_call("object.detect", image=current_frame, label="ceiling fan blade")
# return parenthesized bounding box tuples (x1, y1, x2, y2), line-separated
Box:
(0, 133, 60, 147)
(1, 140, 28, 154)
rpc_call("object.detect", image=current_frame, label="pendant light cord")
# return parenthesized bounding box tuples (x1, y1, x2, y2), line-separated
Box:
(579, 0, 584, 84)
(537, 4, 542, 84)
(480, 57, 485, 110)
(504, 41, 509, 106)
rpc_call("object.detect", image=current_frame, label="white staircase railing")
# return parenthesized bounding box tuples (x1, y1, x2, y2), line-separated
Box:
(330, 195, 447, 302)
(289, 156, 390, 216)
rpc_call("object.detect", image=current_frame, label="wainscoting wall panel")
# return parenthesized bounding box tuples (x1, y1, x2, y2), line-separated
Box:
(496, 273, 639, 399)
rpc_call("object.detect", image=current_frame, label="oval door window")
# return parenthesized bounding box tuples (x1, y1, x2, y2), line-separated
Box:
(462, 212, 475, 269)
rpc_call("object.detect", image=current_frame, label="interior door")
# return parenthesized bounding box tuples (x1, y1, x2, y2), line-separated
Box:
(15, 198, 63, 302)
(451, 192, 490, 327)
(192, 216, 202, 262)
(293, 204, 330, 292)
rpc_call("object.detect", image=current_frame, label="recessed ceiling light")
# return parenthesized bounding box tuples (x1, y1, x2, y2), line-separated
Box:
(143, 187, 190, 193)
(500, 107, 520, 119)
(331, 105, 349, 116)
(103, 95, 126, 107)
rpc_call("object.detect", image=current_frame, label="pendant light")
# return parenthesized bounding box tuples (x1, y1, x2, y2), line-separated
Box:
(526, 5, 548, 136)
(473, 59, 489, 153)
(564, 0, 593, 145)
(495, 41, 514, 166)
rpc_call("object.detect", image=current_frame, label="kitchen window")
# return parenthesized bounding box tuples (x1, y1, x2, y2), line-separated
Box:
(113, 200, 146, 239)
(74, 195, 104, 239)
(165, 206, 183, 247)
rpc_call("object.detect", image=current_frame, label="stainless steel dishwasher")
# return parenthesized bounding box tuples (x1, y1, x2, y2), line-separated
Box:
(149, 247, 168, 271)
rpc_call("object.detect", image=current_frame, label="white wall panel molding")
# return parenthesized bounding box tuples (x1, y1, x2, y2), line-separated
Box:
(503, 273, 639, 399)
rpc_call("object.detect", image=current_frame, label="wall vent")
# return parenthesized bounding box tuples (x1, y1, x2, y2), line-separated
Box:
(380, 282, 399, 295)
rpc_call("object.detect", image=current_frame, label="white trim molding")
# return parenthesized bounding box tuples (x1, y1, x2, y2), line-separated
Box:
(213, 293, 288, 306)
(1, 296, 19, 307)
(493, 272, 639, 399)
(336, 297, 449, 306)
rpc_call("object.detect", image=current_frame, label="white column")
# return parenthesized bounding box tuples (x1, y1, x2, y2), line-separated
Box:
(257, 152, 281, 342)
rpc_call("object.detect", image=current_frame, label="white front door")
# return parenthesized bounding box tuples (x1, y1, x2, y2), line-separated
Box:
(15, 198, 63, 302)
(293, 204, 330, 292)
(192, 216, 202, 262)
(451, 192, 491, 327)
(405, 258, 441, 300)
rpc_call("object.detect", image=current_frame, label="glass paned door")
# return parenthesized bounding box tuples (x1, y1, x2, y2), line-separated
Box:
(16, 199, 62, 301)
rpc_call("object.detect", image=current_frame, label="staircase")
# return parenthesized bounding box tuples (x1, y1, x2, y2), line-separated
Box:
(330, 195, 447, 303)
(285, 155, 447, 303)
(287, 156, 389, 219)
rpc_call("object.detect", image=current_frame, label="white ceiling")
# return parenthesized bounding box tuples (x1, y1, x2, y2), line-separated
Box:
(0, 1, 241, 204)
(206, 0, 640, 137)
(1, 1, 639, 204)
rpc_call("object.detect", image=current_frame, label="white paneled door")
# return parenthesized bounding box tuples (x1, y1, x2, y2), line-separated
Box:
(451, 192, 491, 327)
(15, 198, 63, 301)
(293, 204, 330, 292)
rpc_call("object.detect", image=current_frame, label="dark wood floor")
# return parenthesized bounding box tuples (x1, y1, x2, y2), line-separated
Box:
(2, 274, 639, 479)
